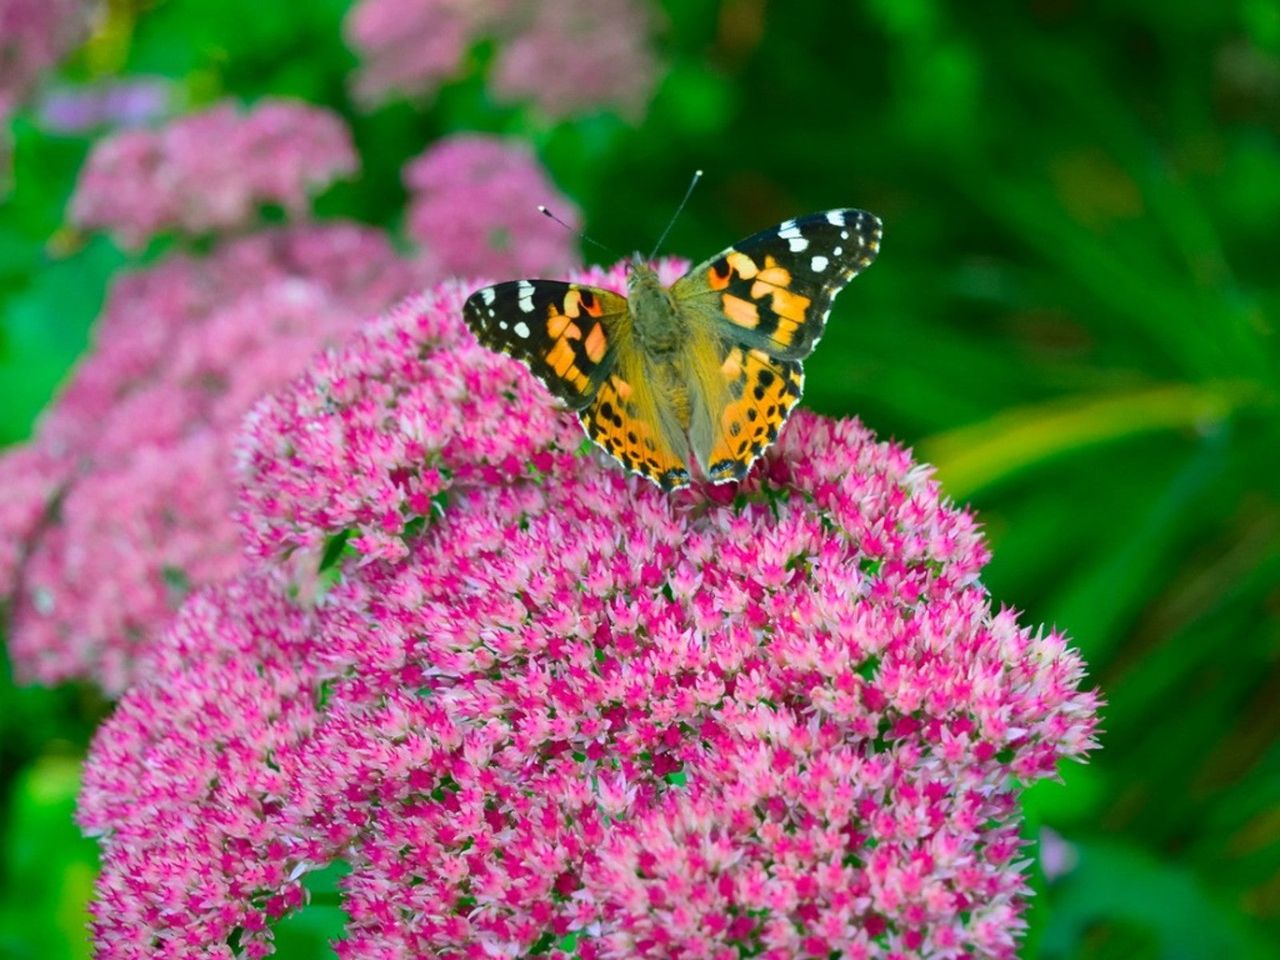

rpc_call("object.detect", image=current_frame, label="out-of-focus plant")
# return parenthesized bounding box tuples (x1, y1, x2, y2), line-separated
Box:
(0, 97, 430, 695)
(346, 0, 663, 119)
(0, 0, 96, 124)
(403, 134, 582, 278)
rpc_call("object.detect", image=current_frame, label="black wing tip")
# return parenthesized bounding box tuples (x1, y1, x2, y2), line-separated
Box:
(833, 208, 882, 266)
(789, 208, 883, 266)
(826, 207, 882, 227)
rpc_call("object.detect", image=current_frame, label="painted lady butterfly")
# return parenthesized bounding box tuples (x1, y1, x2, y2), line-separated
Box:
(464, 209, 882, 490)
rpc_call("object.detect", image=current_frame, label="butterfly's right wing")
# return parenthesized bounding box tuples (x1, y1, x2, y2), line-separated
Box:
(463, 280, 627, 410)
(670, 208, 881, 362)
(670, 209, 881, 483)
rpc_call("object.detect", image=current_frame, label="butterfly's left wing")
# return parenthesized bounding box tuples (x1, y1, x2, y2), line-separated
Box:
(463, 280, 628, 411)
(671, 209, 881, 483)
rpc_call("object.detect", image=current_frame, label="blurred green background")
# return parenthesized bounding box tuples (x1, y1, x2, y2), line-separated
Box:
(2, 1, 1278, 958)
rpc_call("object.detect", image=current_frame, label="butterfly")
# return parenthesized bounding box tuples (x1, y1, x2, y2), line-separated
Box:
(463, 208, 881, 491)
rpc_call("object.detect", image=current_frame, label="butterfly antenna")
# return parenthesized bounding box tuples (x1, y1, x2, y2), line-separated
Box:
(648, 169, 703, 261)
(538, 205, 614, 258)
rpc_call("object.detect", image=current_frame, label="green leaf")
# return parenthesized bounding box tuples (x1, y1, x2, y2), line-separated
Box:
(1038, 838, 1276, 960)
(270, 861, 351, 957)
(0, 237, 125, 445)
(0, 756, 97, 960)
(919, 382, 1256, 500)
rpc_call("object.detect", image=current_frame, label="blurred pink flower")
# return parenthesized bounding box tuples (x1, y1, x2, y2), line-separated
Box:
(82, 265, 1100, 958)
(404, 134, 581, 278)
(0, 446, 66, 598)
(2, 224, 424, 694)
(344, 0, 490, 106)
(69, 98, 357, 248)
(344, 0, 661, 119)
(0, 0, 93, 121)
(489, 0, 661, 120)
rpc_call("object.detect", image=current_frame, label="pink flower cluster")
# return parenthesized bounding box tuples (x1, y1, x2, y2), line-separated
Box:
(487, 0, 663, 120)
(0, 0, 92, 121)
(404, 135, 582, 279)
(80, 572, 325, 960)
(69, 98, 358, 248)
(0, 446, 62, 597)
(1, 224, 424, 694)
(345, 0, 660, 119)
(81, 265, 1100, 959)
(344, 0, 483, 107)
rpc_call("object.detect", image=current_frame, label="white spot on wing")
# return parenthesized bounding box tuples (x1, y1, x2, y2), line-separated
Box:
(826, 211, 845, 226)
(810, 255, 829, 272)
(481, 287, 497, 305)
(840, 230, 849, 240)
(778, 223, 806, 253)
(517, 280, 535, 313)
(833, 247, 843, 256)
(513, 321, 531, 338)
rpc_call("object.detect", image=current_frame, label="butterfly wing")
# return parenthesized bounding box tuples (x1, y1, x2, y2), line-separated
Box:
(463, 280, 627, 410)
(464, 278, 692, 488)
(580, 349, 693, 492)
(671, 208, 881, 482)
(671, 208, 881, 361)
(678, 338, 805, 484)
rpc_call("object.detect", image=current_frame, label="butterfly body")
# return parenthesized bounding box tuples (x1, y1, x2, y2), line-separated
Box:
(627, 259, 685, 357)
(464, 209, 882, 491)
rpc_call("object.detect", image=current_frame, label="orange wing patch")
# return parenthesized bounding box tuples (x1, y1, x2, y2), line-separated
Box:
(699, 348, 804, 484)
(713, 253, 814, 352)
(536, 285, 620, 402)
(722, 294, 760, 329)
(580, 373, 691, 491)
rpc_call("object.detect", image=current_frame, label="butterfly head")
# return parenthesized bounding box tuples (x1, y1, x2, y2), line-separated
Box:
(626, 255, 673, 308)
(626, 254, 663, 291)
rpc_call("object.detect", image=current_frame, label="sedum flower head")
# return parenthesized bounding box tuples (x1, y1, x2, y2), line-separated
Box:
(487, 0, 661, 120)
(0, 0, 92, 121)
(2, 225, 423, 694)
(344, 0, 661, 119)
(404, 134, 582, 279)
(82, 266, 1100, 958)
(344, 0, 488, 107)
(0, 446, 65, 597)
(80, 572, 325, 960)
(69, 98, 357, 247)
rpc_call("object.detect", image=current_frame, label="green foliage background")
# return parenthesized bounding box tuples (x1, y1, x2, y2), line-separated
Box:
(2, 1, 1278, 957)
